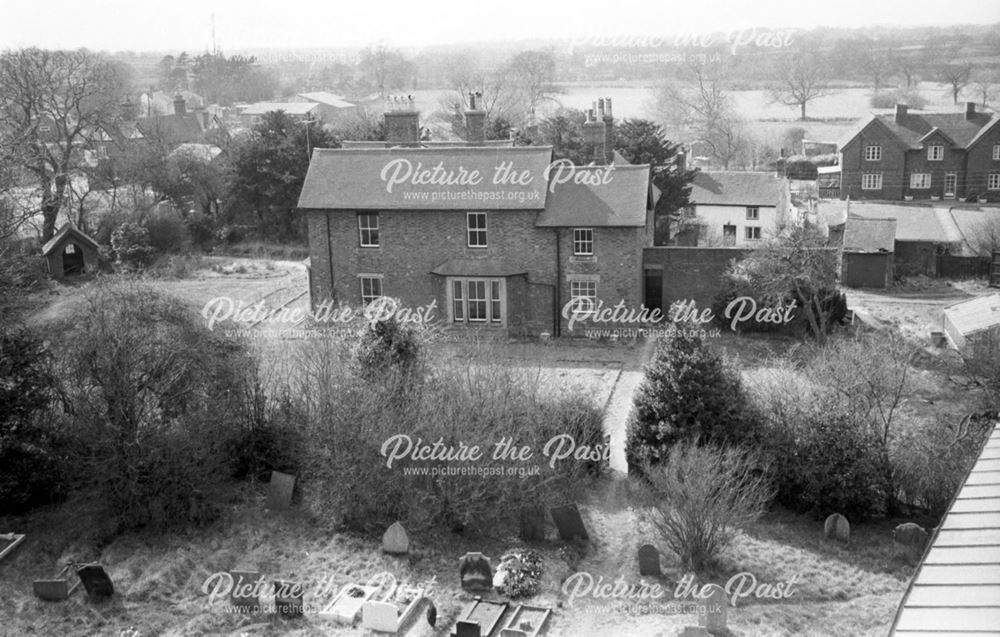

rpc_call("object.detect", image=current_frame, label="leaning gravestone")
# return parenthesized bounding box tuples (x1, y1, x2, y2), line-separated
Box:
(697, 583, 728, 637)
(266, 471, 296, 510)
(638, 544, 661, 576)
(382, 521, 410, 555)
(76, 564, 114, 600)
(459, 552, 493, 591)
(274, 580, 304, 617)
(519, 506, 546, 541)
(823, 513, 850, 543)
(362, 600, 399, 632)
(455, 619, 482, 637)
(550, 505, 589, 541)
(230, 570, 262, 612)
(893, 523, 929, 563)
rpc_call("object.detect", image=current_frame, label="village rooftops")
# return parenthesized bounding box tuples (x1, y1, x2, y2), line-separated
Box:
(840, 105, 1000, 151)
(536, 164, 652, 227)
(240, 101, 321, 116)
(688, 171, 785, 207)
(817, 201, 965, 244)
(294, 92, 355, 108)
(842, 217, 896, 253)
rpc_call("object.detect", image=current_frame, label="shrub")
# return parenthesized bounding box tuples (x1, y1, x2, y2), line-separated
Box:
(495, 549, 545, 599)
(184, 212, 217, 249)
(353, 309, 426, 384)
(0, 329, 67, 511)
(143, 205, 190, 254)
(55, 282, 252, 530)
(111, 221, 154, 269)
(636, 442, 773, 572)
(626, 333, 758, 474)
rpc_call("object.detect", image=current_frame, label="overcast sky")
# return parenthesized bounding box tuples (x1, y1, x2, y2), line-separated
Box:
(2, 0, 997, 52)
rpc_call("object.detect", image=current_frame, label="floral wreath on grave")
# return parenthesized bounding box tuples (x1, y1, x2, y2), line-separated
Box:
(495, 549, 544, 599)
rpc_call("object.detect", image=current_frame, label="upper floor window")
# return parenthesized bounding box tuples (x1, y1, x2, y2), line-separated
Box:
(864, 145, 882, 161)
(927, 145, 944, 161)
(993, 144, 1000, 161)
(746, 206, 759, 220)
(988, 173, 1000, 191)
(910, 173, 931, 189)
(573, 228, 594, 256)
(745, 227, 762, 241)
(861, 173, 882, 190)
(359, 275, 382, 306)
(467, 212, 487, 248)
(358, 213, 379, 247)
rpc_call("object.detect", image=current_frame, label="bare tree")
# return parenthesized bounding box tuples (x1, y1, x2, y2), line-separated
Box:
(359, 44, 413, 97)
(504, 50, 560, 117)
(0, 48, 131, 242)
(858, 39, 893, 93)
(769, 51, 832, 120)
(936, 62, 973, 104)
(971, 66, 999, 107)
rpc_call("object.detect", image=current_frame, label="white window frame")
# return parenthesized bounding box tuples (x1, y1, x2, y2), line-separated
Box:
(993, 144, 1000, 161)
(910, 173, 931, 189)
(358, 213, 380, 247)
(573, 228, 594, 256)
(467, 212, 487, 248)
(359, 275, 383, 306)
(927, 144, 944, 161)
(988, 173, 1000, 191)
(569, 280, 597, 303)
(944, 172, 957, 197)
(861, 173, 882, 190)
(745, 206, 759, 221)
(864, 144, 882, 161)
(448, 277, 505, 325)
(745, 226, 762, 241)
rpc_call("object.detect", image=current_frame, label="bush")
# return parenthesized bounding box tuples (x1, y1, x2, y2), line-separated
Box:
(495, 549, 544, 598)
(626, 333, 758, 474)
(353, 309, 426, 384)
(111, 221, 154, 269)
(712, 275, 847, 337)
(870, 89, 927, 109)
(636, 442, 772, 572)
(143, 205, 190, 254)
(0, 329, 67, 512)
(55, 282, 252, 530)
(184, 212, 217, 249)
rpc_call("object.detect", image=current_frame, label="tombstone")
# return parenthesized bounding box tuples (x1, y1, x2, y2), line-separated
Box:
(266, 471, 296, 510)
(382, 521, 410, 555)
(362, 600, 399, 632)
(76, 564, 114, 600)
(697, 583, 727, 637)
(893, 523, 929, 563)
(274, 580, 304, 617)
(230, 570, 261, 612)
(519, 506, 546, 542)
(550, 505, 589, 541)
(823, 513, 850, 543)
(638, 544, 661, 576)
(459, 552, 493, 591)
(456, 620, 482, 637)
(500, 630, 529, 637)
(679, 627, 712, 637)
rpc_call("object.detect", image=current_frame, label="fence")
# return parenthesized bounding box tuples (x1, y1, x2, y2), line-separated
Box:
(936, 255, 990, 279)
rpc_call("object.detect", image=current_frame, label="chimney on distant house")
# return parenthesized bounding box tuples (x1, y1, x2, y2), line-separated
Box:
(599, 97, 614, 163)
(174, 94, 187, 116)
(894, 103, 908, 125)
(583, 105, 607, 164)
(384, 95, 420, 145)
(464, 91, 486, 144)
(966, 101, 977, 120)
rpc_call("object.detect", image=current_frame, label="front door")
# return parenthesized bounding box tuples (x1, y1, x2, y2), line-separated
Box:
(722, 224, 737, 246)
(644, 269, 663, 315)
(944, 172, 957, 199)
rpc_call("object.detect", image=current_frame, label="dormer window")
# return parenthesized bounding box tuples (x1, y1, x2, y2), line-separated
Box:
(927, 145, 944, 161)
(864, 145, 881, 161)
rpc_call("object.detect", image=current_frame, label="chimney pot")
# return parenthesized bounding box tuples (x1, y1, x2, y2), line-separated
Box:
(384, 95, 420, 144)
(894, 103, 907, 124)
(173, 94, 187, 116)
(966, 101, 976, 119)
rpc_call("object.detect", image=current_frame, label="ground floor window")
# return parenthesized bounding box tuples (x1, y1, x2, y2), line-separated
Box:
(861, 173, 882, 190)
(989, 173, 1000, 191)
(359, 275, 382, 305)
(448, 277, 505, 325)
(745, 226, 762, 241)
(570, 279, 597, 303)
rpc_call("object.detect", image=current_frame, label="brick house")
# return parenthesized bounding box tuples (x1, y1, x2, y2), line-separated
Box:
(297, 100, 655, 336)
(840, 103, 1000, 202)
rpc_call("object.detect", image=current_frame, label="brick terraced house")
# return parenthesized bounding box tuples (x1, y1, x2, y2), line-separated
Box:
(297, 100, 656, 336)
(840, 102, 1000, 202)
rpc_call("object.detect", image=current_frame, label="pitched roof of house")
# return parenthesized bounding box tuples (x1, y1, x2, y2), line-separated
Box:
(890, 422, 1000, 635)
(843, 217, 896, 253)
(297, 146, 553, 211)
(241, 101, 320, 116)
(944, 293, 1000, 339)
(688, 171, 784, 207)
(295, 92, 355, 109)
(136, 114, 204, 145)
(535, 164, 651, 227)
(949, 206, 1000, 255)
(842, 108, 999, 150)
(819, 201, 963, 244)
(340, 140, 516, 149)
(41, 223, 100, 256)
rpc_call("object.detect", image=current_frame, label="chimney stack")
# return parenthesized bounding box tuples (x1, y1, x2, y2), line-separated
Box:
(464, 91, 486, 144)
(582, 105, 607, 164)
(966, 101, 976, 120)
(384, 95, 420, 145)
(600, 97, 614, 164)
(173, 94, 187, 116)
(894, 103, 907, 125)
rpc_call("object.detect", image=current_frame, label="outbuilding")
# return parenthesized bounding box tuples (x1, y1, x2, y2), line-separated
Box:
(41, 223, 101, 280)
